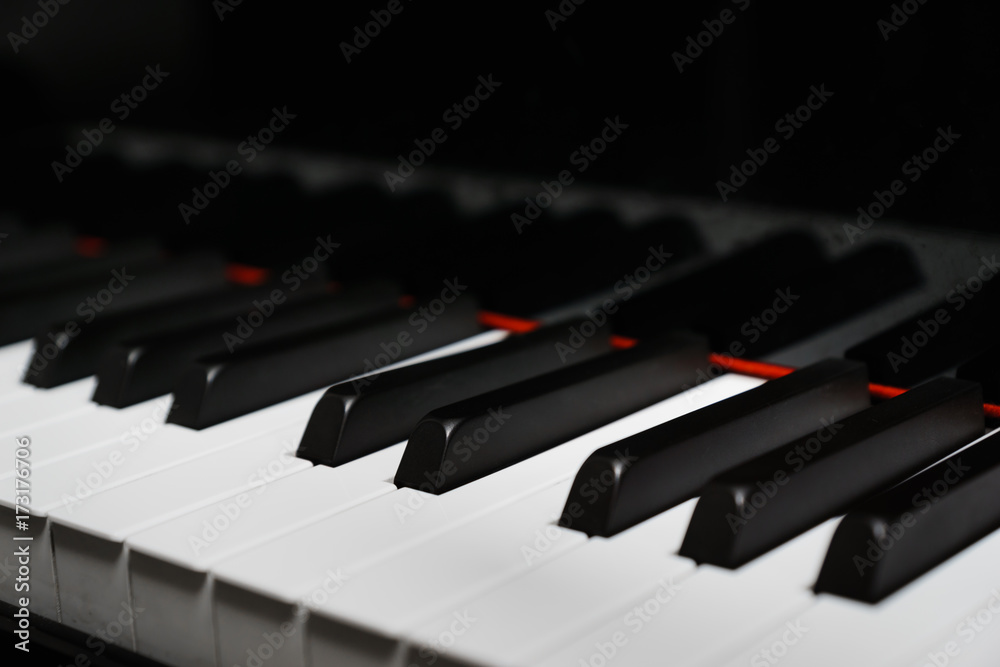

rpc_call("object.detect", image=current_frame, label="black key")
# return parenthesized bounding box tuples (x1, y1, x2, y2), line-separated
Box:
(0, 238, 161, 298)
(297, 322, 613, 467)
(393, 332, 708, 495)
(24, 278, 329, 388)
(0, 252, 227, 345)
(680, 378, 985, 569)
(475, 210, 705, 318)
(957, 345, 1000, 404)
(92, 283, 401, 408)
(698, 242, 922, 358)
(559, 359, 871, 537)
(845, 276, 1000, 386)
(167, 297, 482, 429)
(0, 224, 76, 273)
(815, 428, 1000, 603)
(610, 231, 826, 340)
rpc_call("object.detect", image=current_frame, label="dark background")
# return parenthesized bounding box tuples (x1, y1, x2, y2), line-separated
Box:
(1, 1, 997, 231)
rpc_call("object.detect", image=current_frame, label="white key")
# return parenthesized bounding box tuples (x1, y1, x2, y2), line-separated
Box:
(0, 396, 171, 478)
(305, 482, 588, 667)
(0, 377, 99, 437)
(211, 374, 764, 667)
(0, 340, 34, 399)
(127, 461, 397, 667)
(0, 389, 322, 619)
(535, 519, 838, 667)
(898, 588, 1000, 667)
(0, 329, 502, 622)
(720, 527, 1000, 667)
(47, 422, 311, 648)
(404, 500, 701, 667)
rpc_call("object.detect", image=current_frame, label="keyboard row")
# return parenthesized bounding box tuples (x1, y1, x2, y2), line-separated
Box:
(3, 218, 1000, 667)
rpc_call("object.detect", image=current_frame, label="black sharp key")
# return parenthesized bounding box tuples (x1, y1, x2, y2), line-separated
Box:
(845, 276, 1000, 386)
(698, 242, 922, 358)
(92, 283, 401, 408)
(471, 209, 705, 318)
(167, 296, 482, 429)
(815, 428, 1000, 603)
(0, 224, 76, 273)
(0, 252, 228, 346)
(957, 345, 1000, 404)
(393, 332, 708, 495)
(610, 231, 827, 340)
(24, 278, 329, 388)
(680, 378, 985, 569)
(559, 359, 871, 537)
(0, 238, 162, 298)
(297, 322, 613, 467)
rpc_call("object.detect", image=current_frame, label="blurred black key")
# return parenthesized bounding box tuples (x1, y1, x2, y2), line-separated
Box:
(394, 332, 708, 494)
(24, 278, 328, 388)
(957, 345, 1000, 404)
(611, 231, 826, 340)
(0, 224, 76, 273)
(698, 242, 921, 358)
(560, 359, 871, 537)
(0, 252, 227, 345)
(297, 322, 613, 467)
(167, 296, 482, 429)
(473, 209, 705, 318)
(680, 378, 984, 568)
(815, 428, 1000, 603)
(0, 238, 161, 298)
(93, 283, 401, 408)
(846, 274, 1000, 386)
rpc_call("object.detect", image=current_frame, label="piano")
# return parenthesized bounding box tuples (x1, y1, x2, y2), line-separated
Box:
(2, 2, 999, 666)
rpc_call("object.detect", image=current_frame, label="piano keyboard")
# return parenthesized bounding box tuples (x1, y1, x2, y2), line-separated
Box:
(3, 143, 1000, 667)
